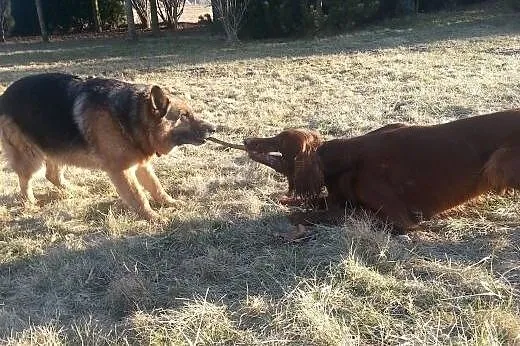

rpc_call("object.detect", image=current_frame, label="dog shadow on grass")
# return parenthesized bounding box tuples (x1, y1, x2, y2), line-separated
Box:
(0, 207, 341, 332)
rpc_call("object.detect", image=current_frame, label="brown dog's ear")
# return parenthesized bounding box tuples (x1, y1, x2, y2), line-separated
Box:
(293, 151, 324, 199)
(279, 129, 322, 158)
(150, 85, 170, 118)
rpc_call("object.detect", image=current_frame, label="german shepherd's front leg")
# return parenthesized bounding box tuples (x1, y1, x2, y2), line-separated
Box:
(135, 163, 179, 206)
(107, 168, 159, 220)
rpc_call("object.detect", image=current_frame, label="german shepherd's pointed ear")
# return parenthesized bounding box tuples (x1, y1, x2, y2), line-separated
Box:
(150, 85, 170, 118)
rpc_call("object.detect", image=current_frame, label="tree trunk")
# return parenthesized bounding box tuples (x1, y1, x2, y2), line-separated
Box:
(34, 0, 49, 42)
(0, 2, 4, 42)
(0, 21, 5, 42)
(124, 0, 137, 40)
(211, 0, 220, 22)
(92, 0, 102, 32)
(136, 11, 149, 28)
(399, 0, 415, 14)
(172, 15, 178, 31)
(149, 0, 160, 35)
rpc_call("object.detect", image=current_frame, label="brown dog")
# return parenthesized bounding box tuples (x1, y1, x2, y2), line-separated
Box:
(0, 73, 216, 220)
(244, 129, 322, 204)
(245, 109, 520, 233)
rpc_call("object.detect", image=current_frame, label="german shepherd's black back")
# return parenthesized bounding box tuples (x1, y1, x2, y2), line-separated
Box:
(1, 73, 87, 152)
(0, 73, 155, 155)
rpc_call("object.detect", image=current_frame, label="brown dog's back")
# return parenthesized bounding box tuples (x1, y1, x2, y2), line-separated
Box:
(312, 109, 520, 230)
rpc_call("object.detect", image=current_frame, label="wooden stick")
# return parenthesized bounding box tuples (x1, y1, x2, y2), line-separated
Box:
(207, 137, 246, 150)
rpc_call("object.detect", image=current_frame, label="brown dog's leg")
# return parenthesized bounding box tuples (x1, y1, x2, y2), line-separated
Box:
(483, 146, 520, 192)
(108, 168, 158, 220)
(356, 179, 418, 234)
(18, 174, 38, 204)
(45, 161, 68, 189)
(135, 163, 178, 206)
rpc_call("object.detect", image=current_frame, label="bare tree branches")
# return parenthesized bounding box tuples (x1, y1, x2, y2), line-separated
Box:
(213, 0, 250, 42)
(0, 0, 8, 42)
(157, 0, 186, 30)
(131, 0, 150, 28)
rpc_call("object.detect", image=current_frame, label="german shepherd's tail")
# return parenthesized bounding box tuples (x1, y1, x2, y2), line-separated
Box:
(0, 92, 4, 153)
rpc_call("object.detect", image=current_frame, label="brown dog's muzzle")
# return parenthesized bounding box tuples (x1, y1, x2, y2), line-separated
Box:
(243, 137, 287, 174)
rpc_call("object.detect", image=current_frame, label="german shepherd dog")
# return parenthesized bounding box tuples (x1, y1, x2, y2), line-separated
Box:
(0, 73, 216, 220)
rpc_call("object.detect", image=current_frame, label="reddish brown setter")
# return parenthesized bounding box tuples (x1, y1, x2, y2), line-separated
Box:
(244, 129, 323, 205)
(244, 109, 520, 234)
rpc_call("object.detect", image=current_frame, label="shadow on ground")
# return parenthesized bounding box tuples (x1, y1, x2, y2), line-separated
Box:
(1, 191, 519, 338)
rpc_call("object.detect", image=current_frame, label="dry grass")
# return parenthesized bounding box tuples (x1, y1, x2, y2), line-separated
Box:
(1, 2, 520, 344)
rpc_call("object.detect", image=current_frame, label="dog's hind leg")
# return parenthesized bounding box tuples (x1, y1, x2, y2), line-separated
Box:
(135, 163, 179, 206)
(356, 178, 419, 234)
(0, 121, 44, 204)
(483, 146, 520, 192)
(45, 161, 69, 189)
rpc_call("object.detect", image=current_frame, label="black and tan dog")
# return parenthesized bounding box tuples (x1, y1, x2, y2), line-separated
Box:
(0, 73, 216, 220)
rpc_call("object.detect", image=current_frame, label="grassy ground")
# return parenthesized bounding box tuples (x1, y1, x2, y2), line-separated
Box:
(1, 2, 520, 344)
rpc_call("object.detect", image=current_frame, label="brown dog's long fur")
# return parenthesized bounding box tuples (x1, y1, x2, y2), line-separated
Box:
(244, 129, 323, 204)
(245, 109, 520, 233)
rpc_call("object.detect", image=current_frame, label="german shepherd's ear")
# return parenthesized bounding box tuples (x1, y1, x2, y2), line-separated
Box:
(150, 85, 170, 118)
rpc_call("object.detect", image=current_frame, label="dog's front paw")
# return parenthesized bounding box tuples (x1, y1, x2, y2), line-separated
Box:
(159, 195, 186, 208)
(141, 209, 161, 221)
(21, 193, 37, 206)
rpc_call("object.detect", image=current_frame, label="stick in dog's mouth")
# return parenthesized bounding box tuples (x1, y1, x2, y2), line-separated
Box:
(206, 137, 246, 150)
(206, 137, 283, 157)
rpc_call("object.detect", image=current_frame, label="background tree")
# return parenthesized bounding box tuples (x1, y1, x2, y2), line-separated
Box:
(150, 0, 160, 35)
(157, 0, 186, 30)
(508, 0, 520, 10)
(124, 0, 137, 39)
(131, 0, 150, 28)
(99, 0, 126, 30)
(92, 0, 102, 32)
(210, 0, 220, 26)
(0, 0, 13, 42)
(214, 0, 250, 42)
(10, 0, 124, 35)
(34, 0, 48, 42)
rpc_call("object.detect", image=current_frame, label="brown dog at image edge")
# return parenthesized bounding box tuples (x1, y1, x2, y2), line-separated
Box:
(244, 110, 520, 234)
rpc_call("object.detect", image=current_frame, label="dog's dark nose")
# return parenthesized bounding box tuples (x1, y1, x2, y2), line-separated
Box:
(204, 122, 217, 134)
